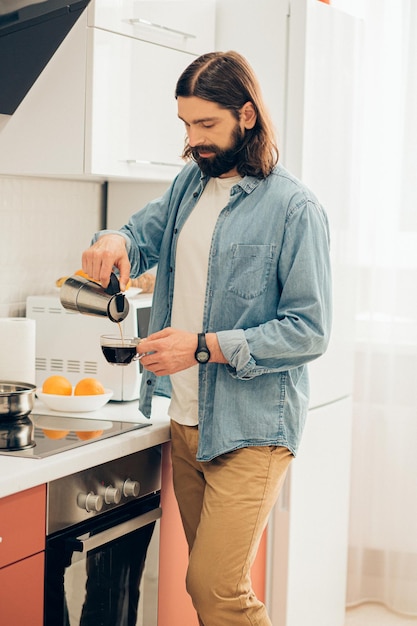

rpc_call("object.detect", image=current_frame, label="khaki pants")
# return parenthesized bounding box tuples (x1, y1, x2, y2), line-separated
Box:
(170, 420, 293, 626)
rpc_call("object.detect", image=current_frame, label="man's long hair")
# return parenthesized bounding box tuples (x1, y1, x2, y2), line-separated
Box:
(175, 51, 279, 179)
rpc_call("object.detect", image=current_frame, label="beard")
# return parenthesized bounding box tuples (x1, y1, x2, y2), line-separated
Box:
(190, 124, 245, 178)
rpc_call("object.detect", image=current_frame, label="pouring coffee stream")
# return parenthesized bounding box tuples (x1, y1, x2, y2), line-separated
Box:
(103, 273, 128, 346)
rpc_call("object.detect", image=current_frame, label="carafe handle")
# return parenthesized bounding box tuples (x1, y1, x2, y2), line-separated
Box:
(105, 272, 121, 296)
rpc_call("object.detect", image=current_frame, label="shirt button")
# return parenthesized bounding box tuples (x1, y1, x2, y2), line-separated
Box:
(193, 192, 198, 198)
(146, 379, 152, 386)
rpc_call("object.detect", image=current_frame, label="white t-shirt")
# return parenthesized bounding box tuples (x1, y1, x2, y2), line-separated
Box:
(168, 175, 241, 426)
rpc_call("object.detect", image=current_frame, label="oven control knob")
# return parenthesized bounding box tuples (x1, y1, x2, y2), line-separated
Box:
(123, 479, 140, 498)
(103, 486, 121, 505)
(77, 492, 104, 513)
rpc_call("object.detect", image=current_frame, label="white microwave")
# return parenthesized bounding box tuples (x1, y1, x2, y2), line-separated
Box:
(26, 292, 152, 401)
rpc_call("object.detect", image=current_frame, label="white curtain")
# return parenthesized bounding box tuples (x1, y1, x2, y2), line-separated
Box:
(337, 0, 417, 615)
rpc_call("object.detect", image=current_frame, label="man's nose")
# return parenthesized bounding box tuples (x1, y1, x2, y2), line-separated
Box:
(187, 126, 204, 147)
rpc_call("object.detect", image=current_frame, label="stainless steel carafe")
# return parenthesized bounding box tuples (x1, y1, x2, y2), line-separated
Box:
(60, 273, 129, 323)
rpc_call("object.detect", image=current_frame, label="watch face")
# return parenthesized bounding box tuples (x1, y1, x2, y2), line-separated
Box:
(196, 350, 210, 363)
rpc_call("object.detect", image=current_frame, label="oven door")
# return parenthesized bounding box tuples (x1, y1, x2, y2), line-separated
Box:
(45, 492, 161, 626)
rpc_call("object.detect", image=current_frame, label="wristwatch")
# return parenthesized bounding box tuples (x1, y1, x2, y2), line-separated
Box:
(195, 333, 211, 364)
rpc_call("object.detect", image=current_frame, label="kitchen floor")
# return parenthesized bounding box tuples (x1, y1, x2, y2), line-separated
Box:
(345, 603, 417, 625)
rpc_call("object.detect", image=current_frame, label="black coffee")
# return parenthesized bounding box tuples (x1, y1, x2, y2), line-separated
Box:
(102, 345, 137, 366)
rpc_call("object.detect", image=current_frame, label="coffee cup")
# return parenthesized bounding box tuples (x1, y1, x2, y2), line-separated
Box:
(100, 335, 142, 366)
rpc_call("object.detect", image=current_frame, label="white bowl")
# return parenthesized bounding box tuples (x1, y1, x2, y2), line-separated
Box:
(36, 389, 113, 413)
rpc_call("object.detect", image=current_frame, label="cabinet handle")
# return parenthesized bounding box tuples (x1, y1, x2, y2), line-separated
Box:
(124, 159, 181, 168)
(127, 18, 196, 40)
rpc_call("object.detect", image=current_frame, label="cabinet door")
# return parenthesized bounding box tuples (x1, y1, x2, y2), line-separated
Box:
(0, 552, 44, 626)
(0, 484, 46, 569)
(89, 0, 215, 55)
(268, 399, 352, 626)
(85, 28, 190, 180)
(0, 13, 87, 177)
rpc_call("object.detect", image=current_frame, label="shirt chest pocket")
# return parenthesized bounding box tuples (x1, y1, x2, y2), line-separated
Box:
(227, 244, 276, 299)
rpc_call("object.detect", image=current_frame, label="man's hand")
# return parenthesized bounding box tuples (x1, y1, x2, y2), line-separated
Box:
(82, 234, 131, 290)
(138, 328, 227, 376)
(137, 328, 198, 376)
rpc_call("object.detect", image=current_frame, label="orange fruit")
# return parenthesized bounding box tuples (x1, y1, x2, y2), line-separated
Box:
(76, 430, 104, 440)
(42, 375, 72, 395)
(74, 378, 105, 396)
(42, 429, 70, 439)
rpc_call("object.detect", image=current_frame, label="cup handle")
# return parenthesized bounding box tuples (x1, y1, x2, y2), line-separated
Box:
(132, 338, 147, 361)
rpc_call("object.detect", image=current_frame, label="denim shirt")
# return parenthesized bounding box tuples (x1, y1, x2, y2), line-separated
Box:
(96, 162, 332, 461)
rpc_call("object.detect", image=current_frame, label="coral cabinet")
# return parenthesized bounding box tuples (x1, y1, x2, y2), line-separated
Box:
(0, 485, 46, 626)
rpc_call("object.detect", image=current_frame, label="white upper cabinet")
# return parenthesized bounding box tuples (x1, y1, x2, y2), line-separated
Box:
(89, 0, 214, 54)
(0, 0, 215, 181)
(85, 28, 191, 178)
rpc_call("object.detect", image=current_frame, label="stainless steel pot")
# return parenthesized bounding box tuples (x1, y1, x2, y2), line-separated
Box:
(0, 381, 36, 419)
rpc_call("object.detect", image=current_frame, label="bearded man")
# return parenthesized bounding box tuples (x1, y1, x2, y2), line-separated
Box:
(82, 51, 332, 626)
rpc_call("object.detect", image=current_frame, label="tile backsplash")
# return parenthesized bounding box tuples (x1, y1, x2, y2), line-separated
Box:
(0, 176, 105, 316)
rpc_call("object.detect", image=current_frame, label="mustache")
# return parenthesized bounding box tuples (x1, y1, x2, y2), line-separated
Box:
(191, 145, 221, 156)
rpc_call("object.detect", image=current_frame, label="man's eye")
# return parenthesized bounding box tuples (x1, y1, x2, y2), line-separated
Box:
(202, 123, 214, 129)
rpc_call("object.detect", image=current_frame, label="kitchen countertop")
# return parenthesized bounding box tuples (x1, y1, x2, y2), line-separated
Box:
(0, 396, 171, 499)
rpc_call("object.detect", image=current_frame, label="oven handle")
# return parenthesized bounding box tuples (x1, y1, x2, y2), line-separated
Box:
(67, 507, 162, 558)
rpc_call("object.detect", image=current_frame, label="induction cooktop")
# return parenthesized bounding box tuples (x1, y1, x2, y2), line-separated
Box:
(0, 413, 150, 459)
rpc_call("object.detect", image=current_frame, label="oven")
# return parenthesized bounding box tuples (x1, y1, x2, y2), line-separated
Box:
(44, 447, 162, 626)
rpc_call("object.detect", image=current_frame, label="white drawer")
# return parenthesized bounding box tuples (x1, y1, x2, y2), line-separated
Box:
(88, 0, 215, 55)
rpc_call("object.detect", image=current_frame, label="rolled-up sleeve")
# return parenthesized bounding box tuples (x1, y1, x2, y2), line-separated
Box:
(217, 329, 278, 380)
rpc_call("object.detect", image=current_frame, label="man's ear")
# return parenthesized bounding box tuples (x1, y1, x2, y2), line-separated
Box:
(240, 102, 257, 129)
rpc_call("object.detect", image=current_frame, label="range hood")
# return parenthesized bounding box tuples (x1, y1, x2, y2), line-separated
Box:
(0, 0, 91, 115)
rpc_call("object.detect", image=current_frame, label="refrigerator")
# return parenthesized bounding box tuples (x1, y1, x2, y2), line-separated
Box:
(215, 1, 362, 624)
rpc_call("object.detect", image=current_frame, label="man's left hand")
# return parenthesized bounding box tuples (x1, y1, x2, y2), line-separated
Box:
(137, 327, 198, 376)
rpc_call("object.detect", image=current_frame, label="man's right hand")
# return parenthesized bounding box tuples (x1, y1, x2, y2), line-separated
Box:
(82, 234, 131, 291)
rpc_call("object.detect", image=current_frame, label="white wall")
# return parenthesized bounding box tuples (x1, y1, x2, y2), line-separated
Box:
(0, 176, 104, 317)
